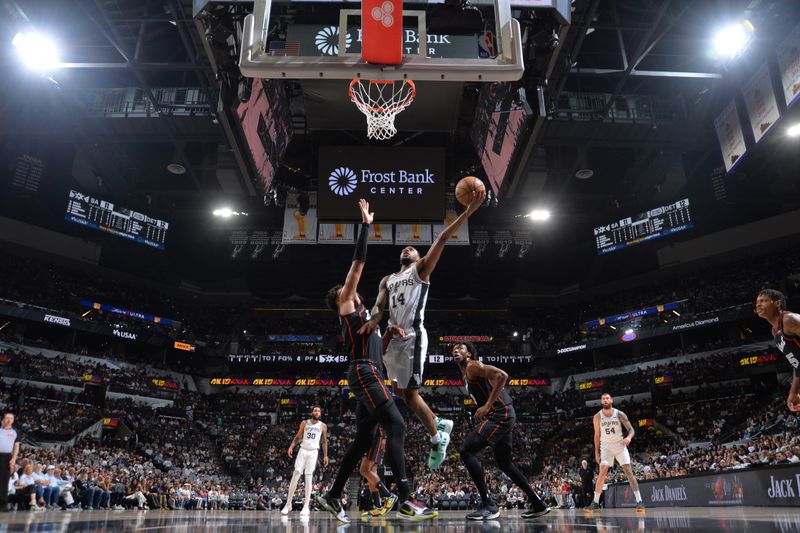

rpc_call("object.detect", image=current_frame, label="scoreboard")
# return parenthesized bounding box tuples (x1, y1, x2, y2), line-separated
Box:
(65, 190, 168, 250)
(594, 198, 693, 255)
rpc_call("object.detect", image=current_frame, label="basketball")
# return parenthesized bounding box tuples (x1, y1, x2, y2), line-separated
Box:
(455, 176, 485, 206)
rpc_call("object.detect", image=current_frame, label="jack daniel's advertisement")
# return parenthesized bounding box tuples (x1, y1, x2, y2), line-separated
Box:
(607, 464, 800, 508)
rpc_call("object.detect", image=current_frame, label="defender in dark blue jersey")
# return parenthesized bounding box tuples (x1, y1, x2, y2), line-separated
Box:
(317, 200, 436, 524)
(755, 289, 800, 412)
(452, 341, 550, 521)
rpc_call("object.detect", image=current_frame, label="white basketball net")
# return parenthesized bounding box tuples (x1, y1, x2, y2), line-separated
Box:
(349, 79, 416, 140)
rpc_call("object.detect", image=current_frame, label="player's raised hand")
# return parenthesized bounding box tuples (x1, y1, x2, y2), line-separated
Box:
(359, 199, 374, 224)
(788, 391, 800, 412)
(386, 324, 406, 339)
(465, 188, 487, 215)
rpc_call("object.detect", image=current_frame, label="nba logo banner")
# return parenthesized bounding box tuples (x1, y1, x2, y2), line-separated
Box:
(318, 223, 355, 244)
(395, 224, 432, 245)
(362, 0, 402, 64)
(282, 193, 318, 244)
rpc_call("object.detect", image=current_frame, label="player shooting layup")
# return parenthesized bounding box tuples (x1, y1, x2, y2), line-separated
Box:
(360, 188, 486, 468)
(282, 406, 328, 516)
(586, 393, 645, 513)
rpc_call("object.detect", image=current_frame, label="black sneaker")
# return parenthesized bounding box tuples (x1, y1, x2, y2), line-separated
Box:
(315, 493, 350, 524)
(635, 501, 646, 513)
(521, 506, 552, 519)
(584, 502, 600, 512)
(466, 502, 500, 521)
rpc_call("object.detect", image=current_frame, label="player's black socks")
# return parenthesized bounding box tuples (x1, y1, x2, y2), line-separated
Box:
(377, 481, 392, 498)
(371, 491, 382, 508)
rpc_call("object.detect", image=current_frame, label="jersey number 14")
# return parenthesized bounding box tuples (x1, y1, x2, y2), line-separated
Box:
(391, 294, 406, 308)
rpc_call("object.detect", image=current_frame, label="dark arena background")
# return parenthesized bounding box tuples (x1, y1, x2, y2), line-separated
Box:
(1, 0, 800, 531)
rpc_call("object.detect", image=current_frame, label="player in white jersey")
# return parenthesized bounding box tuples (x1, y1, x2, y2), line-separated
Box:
(360, 188, 486, 468)
(282, 406, 328, 516)
(585, 393, 644, 513)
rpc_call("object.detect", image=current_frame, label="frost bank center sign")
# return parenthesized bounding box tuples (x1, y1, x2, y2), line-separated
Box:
(317, 146, 445, 222)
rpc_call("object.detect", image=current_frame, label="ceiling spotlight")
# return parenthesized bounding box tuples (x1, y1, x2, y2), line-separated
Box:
(167, 163, 186, 175)
(12, 31, 60, 71)
(788, 123, 800, 137)
(712, 21, 754, 59)
(528, 209, 551, 221)
(512, 331, 519, 337)
(213, 207, 234, 217)
(575, 168, 594, 180)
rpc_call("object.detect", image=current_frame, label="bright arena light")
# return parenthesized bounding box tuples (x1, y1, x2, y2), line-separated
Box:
(213, 207, 233, 218)
(712, 21, 753, 59)
(788, 123, 800, 137)
(528, 209, 551, 221)
(12, 31, 60, 71)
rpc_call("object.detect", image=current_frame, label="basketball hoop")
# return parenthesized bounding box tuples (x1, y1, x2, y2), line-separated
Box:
(349, 79, 416, 140)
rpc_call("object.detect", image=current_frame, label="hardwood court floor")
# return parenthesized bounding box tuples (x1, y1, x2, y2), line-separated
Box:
(0, 507, 797, 531)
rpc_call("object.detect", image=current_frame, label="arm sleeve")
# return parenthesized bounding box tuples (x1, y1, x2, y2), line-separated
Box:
(353, 223, 369, 262)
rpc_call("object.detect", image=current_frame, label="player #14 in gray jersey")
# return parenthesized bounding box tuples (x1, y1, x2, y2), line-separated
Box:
(387, 264, 429, 333)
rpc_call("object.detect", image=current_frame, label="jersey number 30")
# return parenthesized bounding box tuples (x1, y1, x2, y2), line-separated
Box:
(391, 294, 406, 308)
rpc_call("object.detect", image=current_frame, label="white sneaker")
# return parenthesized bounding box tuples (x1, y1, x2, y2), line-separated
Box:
(300, 507, 310, 516)
(281, 506, 290, 515)
(436, 417, 454, 435)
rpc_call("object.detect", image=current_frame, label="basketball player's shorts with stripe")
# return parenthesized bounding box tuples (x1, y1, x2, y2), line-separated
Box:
(383, 329, 427, 389)
(366, 427, 385, 465)
(600, 442, 631, 467)
(472, 407, 517, 448)
(347, 359, 393, 416)
(294, 448, 319, 475)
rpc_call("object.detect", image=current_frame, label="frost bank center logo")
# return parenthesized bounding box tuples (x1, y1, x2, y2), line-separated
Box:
(329, 167, 358, 196)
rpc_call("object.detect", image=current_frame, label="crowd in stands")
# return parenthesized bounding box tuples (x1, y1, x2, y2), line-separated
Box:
(2, 244, 799, 370)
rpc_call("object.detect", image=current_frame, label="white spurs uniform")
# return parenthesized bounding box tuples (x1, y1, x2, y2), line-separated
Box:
(294, 420, 323, 475)
(383, 264, 430, 389)
(598, 408, 631, 466)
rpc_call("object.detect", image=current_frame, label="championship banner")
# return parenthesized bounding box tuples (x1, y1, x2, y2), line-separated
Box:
(742, 63, 780, 143)
(714, 100, 747, 173)
(318, 223, 355, 244)
(368, 223, 393, 245)
(776, 21, 800, 108)
(432, 208, 470, 245)
(282, 193, 318, 244)
(395, 224, 432, 245)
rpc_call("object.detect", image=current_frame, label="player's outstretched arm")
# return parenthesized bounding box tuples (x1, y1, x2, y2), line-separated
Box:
(358, 275, 389, 336)
(339, 199, 374, 306)
(618, 411, 635, 446)
(465, 359, 508, 421)
(416, 188, 486, 282)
